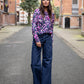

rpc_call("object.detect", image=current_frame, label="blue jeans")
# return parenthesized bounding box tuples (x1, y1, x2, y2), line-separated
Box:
(31, 33, 53, 84)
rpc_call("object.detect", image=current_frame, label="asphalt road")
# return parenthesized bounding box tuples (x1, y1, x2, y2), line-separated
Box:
(0, 26, 84, 84)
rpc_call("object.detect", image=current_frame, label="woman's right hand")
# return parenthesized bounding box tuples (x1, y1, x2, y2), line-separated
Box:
(36, 42, 41, 47)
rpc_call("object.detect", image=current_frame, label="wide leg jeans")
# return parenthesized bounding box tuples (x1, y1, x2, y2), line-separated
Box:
(31, 33, 53, 84)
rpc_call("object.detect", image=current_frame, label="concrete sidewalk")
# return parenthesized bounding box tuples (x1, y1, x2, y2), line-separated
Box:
(54, 26, 84, 59)
(0, 25, 25, 43)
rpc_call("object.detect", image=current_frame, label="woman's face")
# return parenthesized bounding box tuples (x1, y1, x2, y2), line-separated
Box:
(42, 0, 49, 7)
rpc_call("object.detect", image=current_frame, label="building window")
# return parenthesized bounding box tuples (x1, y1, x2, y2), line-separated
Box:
(1, 5, 3, 10)
(4, 0, 8, 12)
(73, 0, 77, 4)
(4, 4, 8, 12)
(72, 0, 78, 15)
(17, 11, 19, 22)
(0, 0, 4, 10)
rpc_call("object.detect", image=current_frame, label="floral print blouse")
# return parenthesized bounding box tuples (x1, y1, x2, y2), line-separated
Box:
(32, 8, 55, 42)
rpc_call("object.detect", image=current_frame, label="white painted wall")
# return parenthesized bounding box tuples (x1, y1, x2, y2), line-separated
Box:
(16, 0, 28, 24)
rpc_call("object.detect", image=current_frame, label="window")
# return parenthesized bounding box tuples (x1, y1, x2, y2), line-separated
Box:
(4, 0, 8, 12)
(1, 5, 3, 10)
(0, 0, 3, 10)
(4, 4, 8, 12)
(72, 0, 78, 15)
(73, 0, 77, 4)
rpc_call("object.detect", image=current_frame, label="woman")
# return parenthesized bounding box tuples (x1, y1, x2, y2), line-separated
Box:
(31, 0, 55, 84)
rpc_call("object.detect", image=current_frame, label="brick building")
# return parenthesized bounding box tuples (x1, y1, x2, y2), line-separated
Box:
(59, 0, 83, 29)
(0, 0, 16, 28)
(16, 0, 28, 24)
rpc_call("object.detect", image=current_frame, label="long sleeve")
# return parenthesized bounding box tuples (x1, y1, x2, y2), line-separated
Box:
(51, 13, 55, 42)
(32, 9, 40, 42)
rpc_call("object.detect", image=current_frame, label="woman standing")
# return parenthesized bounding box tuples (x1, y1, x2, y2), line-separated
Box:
(31, 0, 55, 84)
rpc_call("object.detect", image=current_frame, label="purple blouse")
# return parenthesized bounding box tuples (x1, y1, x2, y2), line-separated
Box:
(32, 8, 55, 42)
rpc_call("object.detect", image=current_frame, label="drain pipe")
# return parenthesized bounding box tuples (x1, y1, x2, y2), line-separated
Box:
(59, 0, 62, 27)
(15, 0, 17, 25)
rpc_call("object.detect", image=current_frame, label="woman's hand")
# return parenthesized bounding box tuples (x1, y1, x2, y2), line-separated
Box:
(36, 41, 41, 47)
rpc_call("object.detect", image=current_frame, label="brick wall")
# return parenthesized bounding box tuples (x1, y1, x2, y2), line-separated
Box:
(8, 0, 16, 13)
(62, 0, 72, 14)
(0, 2, 1, 9)
(79, 0, 82, 14)
(8, 14, 16, 24)
(61, 0, 82, 15)
(0, 0, 16, 26)
(70, 16, 79, 28)
(17, 0, 20, 4)
(1, 13, 15, 25)
(59, 0, 83, 29)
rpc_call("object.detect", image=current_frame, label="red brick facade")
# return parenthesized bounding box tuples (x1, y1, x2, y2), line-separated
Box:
(62, 0, 72, 14)
(0, 0, 16, 28)
(59, 0, 82, 29)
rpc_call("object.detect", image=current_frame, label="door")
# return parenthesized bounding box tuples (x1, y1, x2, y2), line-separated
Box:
(65, 17, 70, 28)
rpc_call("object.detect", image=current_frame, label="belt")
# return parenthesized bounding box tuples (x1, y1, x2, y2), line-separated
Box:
(38, 33, 51, 36)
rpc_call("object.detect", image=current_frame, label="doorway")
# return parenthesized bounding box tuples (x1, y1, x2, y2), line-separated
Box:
(79, 17, 81, 29)
(17, 11, 19, 22)
(65, 17, 70, 28)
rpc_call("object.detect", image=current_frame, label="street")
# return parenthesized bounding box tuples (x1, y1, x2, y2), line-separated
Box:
(0, 26, 84, 84)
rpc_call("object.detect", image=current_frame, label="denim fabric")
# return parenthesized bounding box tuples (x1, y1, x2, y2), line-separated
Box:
(31, 33, 53, 84)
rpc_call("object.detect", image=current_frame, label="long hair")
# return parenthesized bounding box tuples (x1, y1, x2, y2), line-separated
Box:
(39, 0, 52, 20)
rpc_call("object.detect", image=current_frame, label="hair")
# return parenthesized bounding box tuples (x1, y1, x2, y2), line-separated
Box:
(39, 0, 52, 20)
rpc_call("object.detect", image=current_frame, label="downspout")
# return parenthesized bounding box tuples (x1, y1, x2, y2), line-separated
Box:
(59, 0, 62, 27)
(15, 0, 17, 25)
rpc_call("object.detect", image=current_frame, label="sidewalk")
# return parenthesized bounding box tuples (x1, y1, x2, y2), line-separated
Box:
(54, 26, 84, 59)
(0, 25, 25, 43)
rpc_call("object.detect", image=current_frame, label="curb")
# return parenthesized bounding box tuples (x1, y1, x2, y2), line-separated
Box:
(54, 31, 84, 59)
(0, 26, 25, 43)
